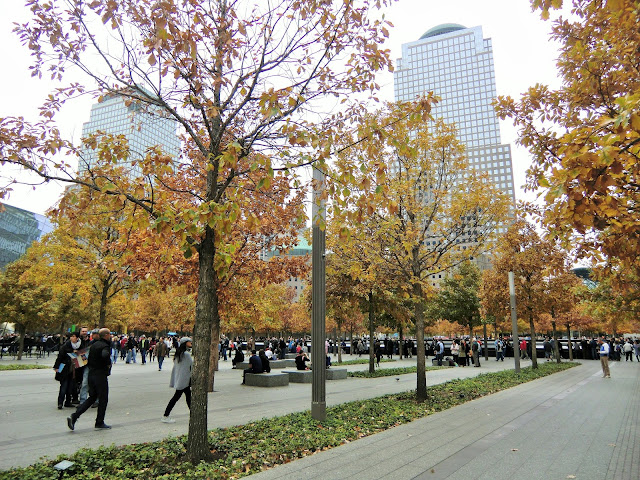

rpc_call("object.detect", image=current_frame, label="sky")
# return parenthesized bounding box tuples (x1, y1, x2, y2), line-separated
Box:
(0, 0, 568, 215)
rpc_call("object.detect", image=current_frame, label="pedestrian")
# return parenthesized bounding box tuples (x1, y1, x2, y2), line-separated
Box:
(67, 328, 113, 430)
(598, 337, 611, 378)
(543, 337, 552, 361)
(635, 339, 640, 362)
(451, 339, 460, 365)
(495, 337, 505, 362)
(155, 336, 169, 371)
(436, 338, 444, 366)
(140, 335, 149, 364)
(519, 338, 528, 360)
(472, 337, 481, 367)
(161, 337, 193, 423)
(623, 339, 633, 361)
(53, 329, 81, 409)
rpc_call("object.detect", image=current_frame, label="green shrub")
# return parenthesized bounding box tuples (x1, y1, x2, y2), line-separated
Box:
(0, 364, 50, 371)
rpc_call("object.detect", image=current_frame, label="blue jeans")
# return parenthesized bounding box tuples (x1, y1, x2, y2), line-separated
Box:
(158, 356, 164, 370)
(79, 367, 89, 402)
(111, 348, 118, 364)
(141, 349, 147, 364)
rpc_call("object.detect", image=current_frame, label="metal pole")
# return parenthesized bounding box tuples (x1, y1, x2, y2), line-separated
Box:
(311, 166, 326, 420)
(508, 271, 521, 373)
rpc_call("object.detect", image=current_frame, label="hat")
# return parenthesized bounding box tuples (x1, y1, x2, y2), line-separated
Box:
(179, 337, 192, 346)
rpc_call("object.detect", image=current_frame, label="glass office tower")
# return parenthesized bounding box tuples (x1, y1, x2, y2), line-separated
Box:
(0, 203, 53, 270)
(79, 93, 180, 178)
(394, 23, 515, 206)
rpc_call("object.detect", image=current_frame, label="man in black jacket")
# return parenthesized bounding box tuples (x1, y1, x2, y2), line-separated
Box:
(67, 328, 112, 430)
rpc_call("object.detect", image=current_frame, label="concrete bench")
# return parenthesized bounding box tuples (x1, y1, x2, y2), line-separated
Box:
(283, 368, 348, 382)
(244, 372, 289, 387)
(326, 368, 347, 380)
(283, 370, 313, 383)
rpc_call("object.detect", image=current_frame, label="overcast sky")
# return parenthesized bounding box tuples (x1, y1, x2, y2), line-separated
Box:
(1, 0, 567, 215)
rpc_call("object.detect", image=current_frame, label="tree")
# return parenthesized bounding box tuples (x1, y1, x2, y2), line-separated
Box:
(326, 215, 392, 373)
(331, 103, 510, 401)
(433, 261, 482, 338)
(49, 191, 140, 327)
(488, 219, 570, 368)
(0, 252, 57, 358)
(1, 0, 395, 462)
(496, 0, 640, 270)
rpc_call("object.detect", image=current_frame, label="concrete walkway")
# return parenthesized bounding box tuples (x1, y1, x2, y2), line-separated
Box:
(247, 359, 639, 480)
(1, 353, 638, 480)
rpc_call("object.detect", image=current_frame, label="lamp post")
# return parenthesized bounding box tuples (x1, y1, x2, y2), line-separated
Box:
(508, 271, 521, 373)
(311, 165, 326, 421)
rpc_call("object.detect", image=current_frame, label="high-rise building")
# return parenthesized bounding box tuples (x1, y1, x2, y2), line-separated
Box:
(79, 93, 180, 177)
(394, 23, 515, 205)
(0, 203, 53, 270)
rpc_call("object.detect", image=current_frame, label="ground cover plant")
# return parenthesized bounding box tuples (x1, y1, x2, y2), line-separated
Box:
(0, 362, 576, 480)
(0, 364, 50, 371)
(347, 365, 446, 377)
(336, 358, 396, 366)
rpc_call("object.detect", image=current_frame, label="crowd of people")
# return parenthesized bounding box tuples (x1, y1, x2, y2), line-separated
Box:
(6, 326, 637, 431)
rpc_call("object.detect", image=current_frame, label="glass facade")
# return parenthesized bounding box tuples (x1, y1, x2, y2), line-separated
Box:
(394, 24, 515, 206)
(0, 203, 53, 270)
(79, 94, 180, 178)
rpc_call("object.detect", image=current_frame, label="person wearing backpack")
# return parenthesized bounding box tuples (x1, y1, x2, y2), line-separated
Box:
(471, 338, 481, 367)
(436, 339, 444, 366)
(495, 337, 505, 362)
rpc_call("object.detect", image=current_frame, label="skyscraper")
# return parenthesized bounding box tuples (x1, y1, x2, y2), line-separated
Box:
(394, 23, 515, 206)
(79, 93, 180, 178)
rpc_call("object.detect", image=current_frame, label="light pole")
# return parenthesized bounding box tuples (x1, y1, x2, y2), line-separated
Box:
(311, 166, 326, 420)
(508, 271, 521, 373)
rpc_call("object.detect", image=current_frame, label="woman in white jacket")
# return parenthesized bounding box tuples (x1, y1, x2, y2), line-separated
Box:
(161, 337, 192, 423)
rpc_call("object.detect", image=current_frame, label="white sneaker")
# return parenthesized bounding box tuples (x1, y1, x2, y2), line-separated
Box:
(161, 416, 175, 423)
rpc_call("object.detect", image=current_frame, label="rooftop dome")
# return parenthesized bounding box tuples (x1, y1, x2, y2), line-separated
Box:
(419, 23, 467, 40)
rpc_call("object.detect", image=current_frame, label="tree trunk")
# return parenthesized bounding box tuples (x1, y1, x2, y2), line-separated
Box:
(483, 322, 488, 361)
(16, 323, 26, 360)
(187, 228, 217, 464)
(566, 323, 573, 361)
(414, 283, 427, 402)
(368, 291, 375, 373)
(208, 321, 220, 392)
(528, 312, 538, 369)
(99, 277, 110, 327)
(337, 323, 342, 363)
(552, 320, 561, 363)
(349, 327, 353, 355)
(468, 322, 473, 339)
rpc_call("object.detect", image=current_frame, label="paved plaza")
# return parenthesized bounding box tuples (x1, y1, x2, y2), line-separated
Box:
(1, 353, 638, 479)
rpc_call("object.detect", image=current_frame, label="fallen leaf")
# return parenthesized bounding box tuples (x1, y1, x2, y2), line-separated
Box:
(566, 475, 576, 479)
(511, 448, 518, 451)
(608, 443, 616, 447)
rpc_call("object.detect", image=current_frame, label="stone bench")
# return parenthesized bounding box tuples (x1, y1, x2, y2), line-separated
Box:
(282, 370, 313, 383)
(326, 368, 347, 380)
(244, 372, 289, 387)
(283, 368, 348, 382)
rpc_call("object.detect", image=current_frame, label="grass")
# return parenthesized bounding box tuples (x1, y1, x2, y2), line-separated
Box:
(0, 362, 577, 480)
(0, 364, 51, 371)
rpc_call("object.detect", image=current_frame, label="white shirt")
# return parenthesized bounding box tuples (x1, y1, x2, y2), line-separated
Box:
(600, 342, 610, 356)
